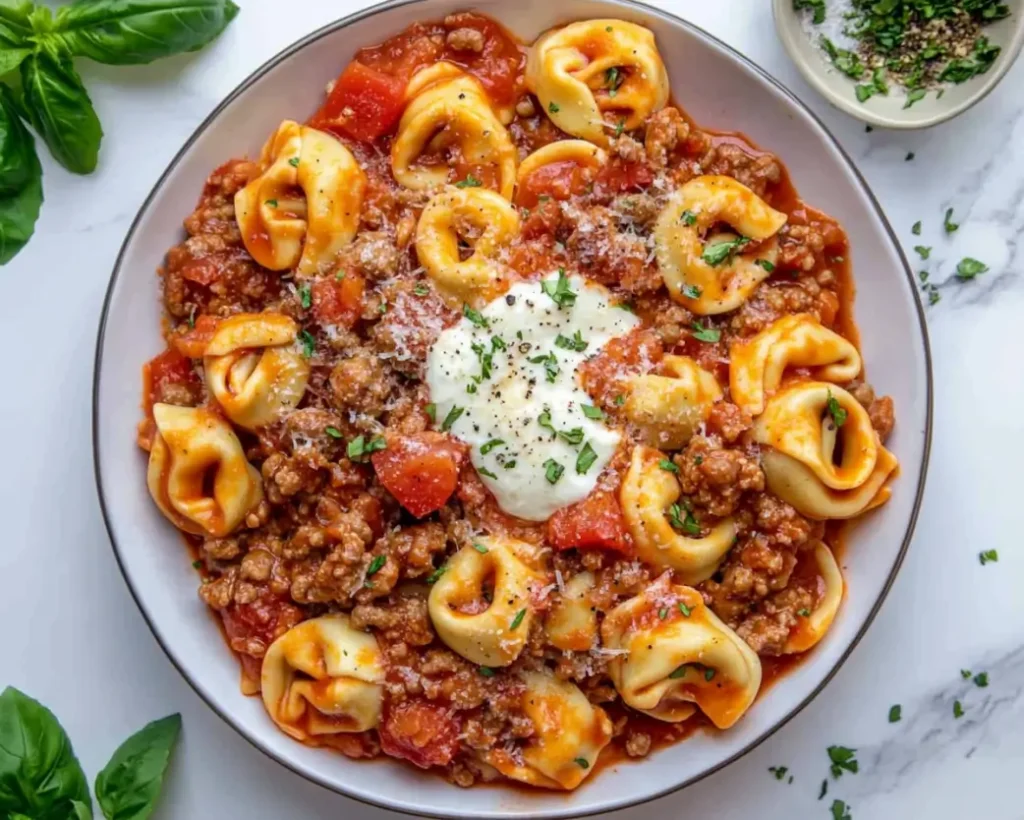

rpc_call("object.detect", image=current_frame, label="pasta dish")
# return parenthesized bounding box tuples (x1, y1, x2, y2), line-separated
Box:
(137, 11, 898, 790)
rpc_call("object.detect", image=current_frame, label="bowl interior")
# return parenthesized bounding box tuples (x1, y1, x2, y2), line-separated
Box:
(773, 0, 1024, 128)
(94, 0, 931, 816)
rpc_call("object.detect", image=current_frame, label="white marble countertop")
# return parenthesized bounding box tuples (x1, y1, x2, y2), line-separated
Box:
(1, 0, 1022, 817)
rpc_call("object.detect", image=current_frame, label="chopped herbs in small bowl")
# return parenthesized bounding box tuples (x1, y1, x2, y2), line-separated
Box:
(774, 0, 1024, 128)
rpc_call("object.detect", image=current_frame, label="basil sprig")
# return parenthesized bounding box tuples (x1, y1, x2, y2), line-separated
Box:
(0, 686, 181, 820)
(0, 0, 238, 263)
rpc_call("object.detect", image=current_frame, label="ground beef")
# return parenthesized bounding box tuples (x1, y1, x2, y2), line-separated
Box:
(446, 26, 484, 51)
(563, 204, 658, 293)
(352, 592, 435, 645)
(676, 437, 764, 517)
(735, 583, 815, 655)
(700, 532, 797, 627)
(699, 142, 781, 197)
(705, 402, 753, 444)
(330, 351, 394, 418)
(868, 395, 895, 442)
(624, 729, 652, 758)
(644, 107, 689, 169)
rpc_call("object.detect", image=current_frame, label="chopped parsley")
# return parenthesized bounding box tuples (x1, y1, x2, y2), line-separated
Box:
(658, 459, 679, 473)
(574, 757, 590, 769)
(944, 207, 959, 234)
(827, 745, 858, 778)
(939, 36, 1001, 84)
(798, 607, 811, 617)
(668, 503, 700, 536)
(298, 329, 316, 358)
(265, 198, 278, 207)
(472, 542, 488, 554)
(821, 36, 865, 80)
(605, 66, 622, 96)
(826, 389, 848, 428)
(287, 156, 299, 167)
(297, 283, 312, 309)
(973, 672, 989, 687)
(463, 303, 489, 328)
(756, 258, 776, 273)
(704, 668, 715, 682)
(414, 283, 430, 296)
(769, 765, 789, 781)
(366, 555, 386, 576)
(678, 601, 692, 617)
(690, 320, 721, 343)
(548, 101, 560, 114)
(903, 87, 926, 108)
(956, 257, 988, 281)
(191, 559, 202, 569)
(425, 403, 436, 422)
(680, 209, 697, 226)
(558, 427, 584, 446)
(913, 245, 931, 260)
(888, 704, 902, 723)
(347, 435, 386, 462)
(614, 394, 625, 406)
(538, 409, 557, 435)
(441, 405, 465, 432)
(336, 270, 346, 280)
(819, 780, 828, 800)
(668, 664, 688, 679)
(510, 608, 526, 630)
(953, 700, 964, 719)
(478, 466, 498, 479)
(979, 549, 999, 565)
(582, 404, 606, 420)
(905, 152, 915, 161)
(555, 330, 588, 352)
(658, 607, 668, 620)
(187, 306, 195, 329)
(541, 269, 577, 308)
(614, 118, 626, 137)
(503, 460, 516, 469)
(793, 0, 825, 24)
(961, 669, 973, 679)
(528, 351, 560, 383)
(478, 666, 495, 677)
(855, 67, 889, 102)
(701, 235, 749, 266)
(455, 174, 482, 188)
(426, 565, 447, 584)
(576, 442, 598, 474)
(682, 283, 702, 299)
(544, 458, 565, 484)
(325, 426, 342, 439)
(911, 221, 922, 235)
(480, 439, 504, 455)
(830, 799, 852, 820)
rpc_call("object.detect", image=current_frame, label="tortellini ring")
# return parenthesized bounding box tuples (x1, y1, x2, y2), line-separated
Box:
(620, 445, 737, 584)
(515, 140, 608, 201)
(625, 354, 723, 450)
(730, 314, 862, 417)
(752, 382, 898, 520)
(261, 614, 385, 740)
(784, 543, 844, 654)
(545, 571, 597, 652)
(526, 19, 669, 146)
(146, 403, 263, 537)
(427, 536, 545, 667)
(481, 670, 612, 790)
(655, 175, 788, 315)
(601, 580, 762, 729)
(235, 121, 367, 276)
(415, 186, 521, 308)
(392, 66, 517, 199)
(204, 313, 310, 430)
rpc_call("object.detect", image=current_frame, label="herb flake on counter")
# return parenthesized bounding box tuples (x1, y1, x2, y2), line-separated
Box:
(953, 699, 964, 719)
(973, 671, 989, 687)
(961, 669, 973, 679)
(944, 207, 959, 233)
(912, 220, 922, 235)
(956, 257, 988, 280)
(979, 549, 999, 565)
(914, 245, 931, 260)
(827, 745, 858, 778)
(768, 765, 789, 781)
(831, 799, 852, 820)
(889, 704, 902, 723)
(819, 779, 828, 800)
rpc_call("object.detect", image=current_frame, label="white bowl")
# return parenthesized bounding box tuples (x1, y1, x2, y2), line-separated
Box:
(773, 0, 1024, 129)
(93, 1, 933, 816)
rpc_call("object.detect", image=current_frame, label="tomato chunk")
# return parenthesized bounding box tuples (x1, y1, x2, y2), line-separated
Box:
(169, 314, 220, 358)
(595, 159, 653, 194)
(312, 274, 364, 327)
(548, 489, 631, 554)
(310, 61, 407, 142)
(379, 699, 461, 769)
(220, 591, 303, 687)
(516, 161, 592, 209)
(372, 433, 465, 518)
(143, 348, 201, 410)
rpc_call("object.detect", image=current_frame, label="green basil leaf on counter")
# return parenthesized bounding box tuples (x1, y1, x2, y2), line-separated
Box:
(0, 686, 92, 820)
(95, 713, 181, 820)
(0, 86, 43, 264)
(53, 0, 239, 65)
(20, 45, 103, 174)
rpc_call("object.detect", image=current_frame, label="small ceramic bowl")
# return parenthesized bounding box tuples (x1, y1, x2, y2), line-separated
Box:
(773, 0, 1024, 128)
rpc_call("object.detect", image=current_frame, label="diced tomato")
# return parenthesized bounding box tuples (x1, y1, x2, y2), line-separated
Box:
(180, 256, 222, 286)
(221, 591, 303, 685)
(371, 433, 465, 518)
(440, 12, 523, 106)
(548, 489, 631, 554)
(818, 289, 839, 328)
(312, 274, 364, 327)
(310, 61, 407, 142)
(379, 699, 461, 769)
(516, 161, 592, 209)
(579, 328, 664, 407)
(595, 160, 653, 194)
(169, 314, 220, 358)
(143, 348, 201, 411)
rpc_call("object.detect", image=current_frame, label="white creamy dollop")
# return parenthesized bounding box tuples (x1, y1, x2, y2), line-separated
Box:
(426, 272, 639, 521)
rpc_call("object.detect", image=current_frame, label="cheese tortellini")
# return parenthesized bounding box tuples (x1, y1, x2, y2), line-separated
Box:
(526, 20, 669, 146)
(625, 354, 723, 450)
(415, 186, 521, 307)
(620, 445, 737, 584)
(482, 670, 612, 790)
(204, 313, 310, 430)
(235, 121, 366, 276)
(752, 382, 898, 520)
(601, 581, 762, 728)
(730, 314, 862, 416)
(655, 175, 787, 315)
(146, 403, 263, 537)
(392, 64, 517, 199)
(261, 614, 385, 740)
(427, 536, 545, 667)
(545, 571, 598, 652)
(784, 543, 844, 654)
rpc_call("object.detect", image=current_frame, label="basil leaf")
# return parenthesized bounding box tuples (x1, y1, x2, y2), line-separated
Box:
(0, 47, 30, 75)
(21, 46, 103, 174)
(0, 686, 92, 820)
(72, 800, 94, 820)
(0, 1, 33, 48)
(0, 86, 43, 264)
(54, 0, 239, 65)
(95, 713, 181, 820)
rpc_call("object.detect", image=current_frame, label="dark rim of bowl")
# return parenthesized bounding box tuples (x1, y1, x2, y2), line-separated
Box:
(91, 1, 934, 817)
